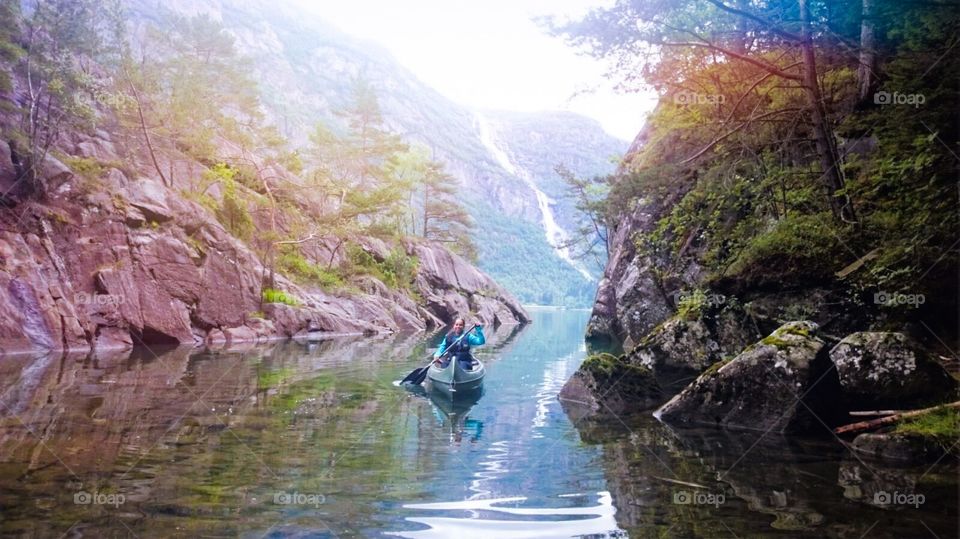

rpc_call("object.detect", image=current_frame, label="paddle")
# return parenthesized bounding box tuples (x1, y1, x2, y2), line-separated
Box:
(400, 324, 479, 385)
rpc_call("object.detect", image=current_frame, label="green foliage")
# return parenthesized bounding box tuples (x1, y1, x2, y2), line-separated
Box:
(724, 214, 841, 282)
(3, 0, 119, 197)
(581, 353, 622, 376)
(555, 0, 959, 325)
(262, 288, 300, 306)
(277, 247, 343, 289)
(346, 244, 418, 290)
(894, 407, 960, 453)
(676, 289, 707, 321)
(61, 155, 104, 183)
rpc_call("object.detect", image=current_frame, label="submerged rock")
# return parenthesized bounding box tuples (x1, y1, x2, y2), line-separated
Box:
(655, 321, 845, 433)
(559, 353, 664, 420)
(850, 432, 947, 462)
(829, 332, 958, 409)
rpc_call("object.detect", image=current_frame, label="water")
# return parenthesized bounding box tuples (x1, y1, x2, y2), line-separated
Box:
(0, 309, 955, 538)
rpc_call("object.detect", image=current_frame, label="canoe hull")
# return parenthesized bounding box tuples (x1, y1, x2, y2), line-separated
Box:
(427, 357, 485, 392)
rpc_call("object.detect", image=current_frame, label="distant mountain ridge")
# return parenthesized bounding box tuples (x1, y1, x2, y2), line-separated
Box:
(127, 0, 629, 306)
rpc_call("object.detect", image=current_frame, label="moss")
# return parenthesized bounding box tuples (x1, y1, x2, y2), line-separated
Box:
(782, 324, 811, 337)
(184, 235, 206, 258)
(702, 358, 732, 377)
(345, 245, 417, 290)
(761, 335, 793, 349)
(581, 353, 621, 376)
(581, 353, 654, 387)
(723, 213, 842, 282)
(894, 406, 960, 451)
(761, 324, 813, 349)
(262, 288, 300, 306)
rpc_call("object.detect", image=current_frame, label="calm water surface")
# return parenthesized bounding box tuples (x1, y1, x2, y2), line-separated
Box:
(0, 309, 955, 538)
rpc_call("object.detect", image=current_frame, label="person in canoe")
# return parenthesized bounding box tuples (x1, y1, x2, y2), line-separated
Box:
(434, 318, 485, 368)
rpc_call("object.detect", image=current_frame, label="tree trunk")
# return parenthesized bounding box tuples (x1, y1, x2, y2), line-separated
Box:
(799, 0, 856, 223)
(835, 401, 960, 434)
(856, 0, 877, 105)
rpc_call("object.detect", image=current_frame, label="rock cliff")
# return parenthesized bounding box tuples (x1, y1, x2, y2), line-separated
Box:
(0, 130, 527, 355)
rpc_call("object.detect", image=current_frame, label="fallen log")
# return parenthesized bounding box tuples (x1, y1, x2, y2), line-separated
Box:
(834, 401, 960, 435)
(848, 410, 904, 417)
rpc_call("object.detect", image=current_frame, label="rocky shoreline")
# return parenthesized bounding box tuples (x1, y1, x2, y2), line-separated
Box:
(562, 319, 958, 462)
(0, 136, 529, 356)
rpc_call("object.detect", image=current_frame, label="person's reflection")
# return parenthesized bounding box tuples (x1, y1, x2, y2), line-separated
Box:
(452, 415, 483, 443)
(426, 388, 484, 444)
(432, 404, 483, 443)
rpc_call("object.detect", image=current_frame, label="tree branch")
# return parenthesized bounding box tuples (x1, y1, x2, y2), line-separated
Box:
(662, 41, 803, 81)
(702, 0, 803, 42)
(682, 108, 802, 164)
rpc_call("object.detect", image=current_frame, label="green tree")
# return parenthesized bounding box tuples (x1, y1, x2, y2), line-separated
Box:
(305, 79, 410, 255)
(556, 164, 611, 272)
(386, 146, 476, 259)
(121, 10, 264, 185)
(549, 0, 859, 222)
(5, 0, 115, 199)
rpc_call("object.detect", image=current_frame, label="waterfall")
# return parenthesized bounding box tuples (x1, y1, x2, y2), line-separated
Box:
(474, 114, 593, 281)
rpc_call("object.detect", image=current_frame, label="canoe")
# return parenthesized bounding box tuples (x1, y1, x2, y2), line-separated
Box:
(426, 356, 485, 392)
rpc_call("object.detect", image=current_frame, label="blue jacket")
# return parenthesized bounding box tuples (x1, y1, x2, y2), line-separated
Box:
(434, 326, 485, 358)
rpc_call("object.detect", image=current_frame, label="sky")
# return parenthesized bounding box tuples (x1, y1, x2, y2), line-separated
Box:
(294, 0, 658, 141)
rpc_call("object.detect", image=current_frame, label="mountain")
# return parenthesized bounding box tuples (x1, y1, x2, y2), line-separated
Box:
(126, 0, 629, 306)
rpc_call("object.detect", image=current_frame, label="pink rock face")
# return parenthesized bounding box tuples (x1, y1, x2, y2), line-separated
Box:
(0, 135, 528, 354)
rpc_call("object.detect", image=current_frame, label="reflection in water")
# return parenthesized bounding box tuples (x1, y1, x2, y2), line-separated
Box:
(405, 384, 485, 443)
(569, 411, 958, 538)
(0, 308, 954, 538)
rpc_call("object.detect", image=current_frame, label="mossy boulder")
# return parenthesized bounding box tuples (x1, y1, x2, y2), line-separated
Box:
(559, 353, 664, 420)
(625, 303, 755, 379)
(829, 332, 958, 409)
(655, 321, 845, 433)
(627, 317, 720, 373)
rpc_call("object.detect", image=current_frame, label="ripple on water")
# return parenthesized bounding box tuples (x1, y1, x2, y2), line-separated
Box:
(387, 491, 624, 538)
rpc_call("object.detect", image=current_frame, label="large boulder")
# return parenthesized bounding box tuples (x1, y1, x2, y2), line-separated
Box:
(829, 332, 958, 409)
(655, 321, 845, 433)
(409, 239, 528, 326)
(121, 180, 174, 223)
(627, 317, 721, 374)
(559, 353, 664, 420)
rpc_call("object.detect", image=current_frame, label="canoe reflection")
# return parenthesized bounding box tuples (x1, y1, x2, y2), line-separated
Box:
(430, 386, 484, 443)
(406, 384, 484, 443)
